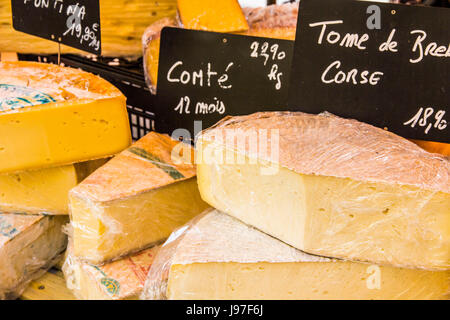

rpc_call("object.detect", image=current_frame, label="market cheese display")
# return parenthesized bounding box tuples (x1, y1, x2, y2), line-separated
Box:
(70, 132, 209, 264)
(142, 3, 298, 93)
(196, 112, 450, 270)
(64, 245, 160, 300)
(0, 214, 68, 300)
(0, 62, 131, 173)
(0, 0, 177, 57)
(0, 159, 108, 215)
(177, 0, 248, 32)
(142, 210, 449, 300)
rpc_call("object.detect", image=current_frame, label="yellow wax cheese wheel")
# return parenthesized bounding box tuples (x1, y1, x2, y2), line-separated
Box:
(0, 61, 131, 174)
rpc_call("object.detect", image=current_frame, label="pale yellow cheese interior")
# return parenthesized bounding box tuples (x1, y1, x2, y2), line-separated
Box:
(0, 159, 108, 215)
(168, 262, 449, 300)
(71, 178, 209, 264)
(196, 140, 450, 270)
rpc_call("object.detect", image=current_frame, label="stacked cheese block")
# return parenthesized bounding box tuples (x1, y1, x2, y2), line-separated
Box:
(142, 112, 449, 300)
(0, 61, 132, 299)
(63, 132, 209, 300)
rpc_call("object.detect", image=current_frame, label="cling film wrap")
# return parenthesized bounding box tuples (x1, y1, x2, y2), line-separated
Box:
(63, 242, 160, 300)
(195, 112, 450, 270)
(142, 3, 298, 93)
(0, 158, 108, 216)
(141, 209, 329, 300)
(69, 131, 209, 265)
(199, 112, 449, 192)
(141, 210, 450, 300)
(0, 61, 131, 174)
(0, 214, 68, 300)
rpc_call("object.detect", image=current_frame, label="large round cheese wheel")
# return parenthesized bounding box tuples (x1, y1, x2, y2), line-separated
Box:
(0, 61, 131, 173)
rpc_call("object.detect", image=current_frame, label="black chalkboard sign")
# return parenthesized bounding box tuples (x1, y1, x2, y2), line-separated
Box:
(11, 0, 101, 55)
(156, 27, 293, 138)
(288, 0, 449, 143)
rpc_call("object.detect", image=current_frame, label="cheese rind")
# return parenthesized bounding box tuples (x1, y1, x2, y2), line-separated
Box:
(0, 61, 131, 173)
(177, 0, 248, 32)
(0, 214, 68, 300)
(240, 3, 298, 40)
(70, 132, 209, 264)
(196, 112, 450, 270)
(0, 159, 108, 215)
(64, 245, 160, 300)
(142, 210, 449, 300)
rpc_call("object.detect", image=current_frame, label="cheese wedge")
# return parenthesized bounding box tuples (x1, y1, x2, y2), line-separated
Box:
(142, 3, 298, 93)
(70, 132, 209, 264)
(142, 210, 449, 300)
(64, 245, 159, 300)
(177, 0, 248, 32)
(0, 214, 68, 300)
(196, 112, 450, 270)
(0, 61, 131, 174)
(0, 159, 108, 215)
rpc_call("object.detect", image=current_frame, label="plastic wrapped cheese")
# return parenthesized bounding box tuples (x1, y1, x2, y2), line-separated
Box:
(142, 210, 449, 300)
(196, 112, 450, 270)
(142, 3, 298, 93)
(70, 131, 209, 265)
(64, 245, 160, 300)
(0, 158, 108, 215)
(0, 61, 131, 174)
(0, 214, 68, 300)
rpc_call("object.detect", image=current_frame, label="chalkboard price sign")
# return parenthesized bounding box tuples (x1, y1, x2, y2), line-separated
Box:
(11, 0, 101, 55)
(288, 0, 449, 143)
(156, 27, 293, 138)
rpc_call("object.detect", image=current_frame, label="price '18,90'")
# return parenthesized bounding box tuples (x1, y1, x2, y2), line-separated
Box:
(403, 107, 447, 135)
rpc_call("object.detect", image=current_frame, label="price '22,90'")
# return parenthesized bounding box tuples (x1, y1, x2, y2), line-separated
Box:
(250, 41, 286, 90)
(403, 107, 447, 135)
